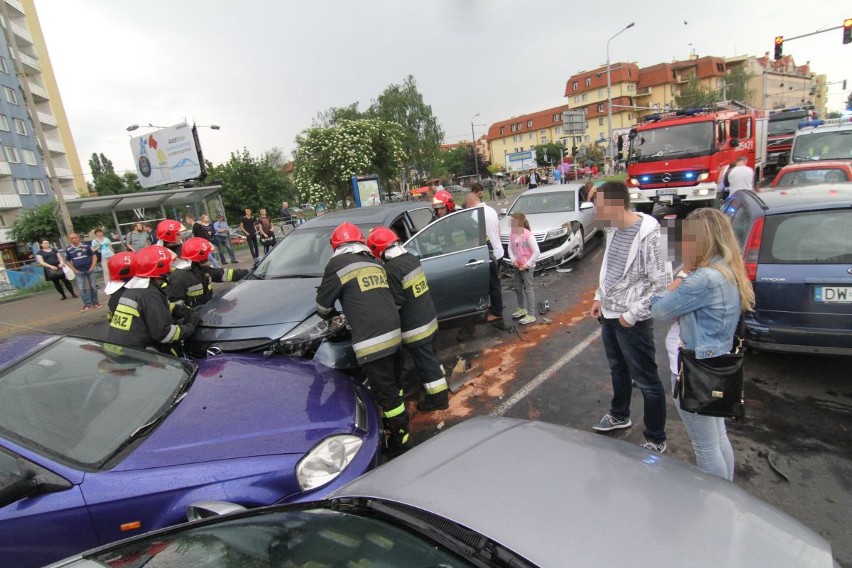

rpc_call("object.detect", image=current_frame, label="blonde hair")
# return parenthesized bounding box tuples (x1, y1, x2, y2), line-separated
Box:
(684, 208, 755, 312)
(510, 212, 530, 230)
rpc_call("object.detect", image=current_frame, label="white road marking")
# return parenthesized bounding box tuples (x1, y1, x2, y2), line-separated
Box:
(490, 327, 602, 416)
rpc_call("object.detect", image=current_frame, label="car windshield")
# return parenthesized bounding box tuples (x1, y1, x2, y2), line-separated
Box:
(769, 115, 808, 136)
(510, 191, 575, 214)
(775, 168, 850, 187)
(250, 224, 371, 279)
(791, 130, 852, 162)
(629, 122, 714, 162)
(0, 337, 190, 469)
(761, 209, 852, 264)
(85, 508, 473, 567)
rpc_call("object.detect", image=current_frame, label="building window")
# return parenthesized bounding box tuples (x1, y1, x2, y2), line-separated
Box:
(552, 113, 561, 122)
(33, 179, 46, 195)
(628, 113, 634, 120)
(15, 179, 28, 194)
(598, 117, 604, 126)
(5, 146, 19, 163)
(527, 119, 533, 128)
(0, 214, 5, 227)
(585, 78, 591, 86)
(572, 81, 578, 91)
(0, 115, 9, 131)
(4, 86, 17, 105)
(582, 93, 589, 102)
(627, 84, 634, 92)
(0, 58, 7, 73)
(627, 69, 632, 77)
(13, 118, 26, 135)
(597, 103, 604, 112)
(528, 133, 533, 140)
(514, 148, 519, 153)
(584, 135, 590, 142)
(22, 148, 36, 165)
(573, 95, 580, 103)
(598, 88, 603, 98)
(500, 126, 505, 135)
(511, 124, 517, 132)
(716, 63, 725, 72)
(541, 136, 548, 143)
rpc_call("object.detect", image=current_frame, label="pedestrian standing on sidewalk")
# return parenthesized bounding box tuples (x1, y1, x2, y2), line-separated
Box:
(508, 213, 540, 325)
(35, 239, 75, 300)
(186, 213, 220, 268)
(65, 233, 101, 312)
(213, 213, 238, 264)
(240, 208, 259, 261)
(257, 208, 276, 255)
(589, 181, 667, 453)
(126, 223, 150, 252)
(91, 228, 114, 282)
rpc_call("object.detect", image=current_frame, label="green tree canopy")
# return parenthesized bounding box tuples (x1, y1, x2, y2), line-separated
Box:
(725, 65, 751, 102)
(440, 144, 491, 180)
(10, 202, 60, 244)
(206, 148, 296, 220)
(535, 142, 566, 168)
(675, 73, 721, 109)
(293, 118, 405, 206)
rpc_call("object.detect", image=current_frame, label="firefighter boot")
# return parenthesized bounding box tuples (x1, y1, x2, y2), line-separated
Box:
(417, 388, 449, 412)
(384, 414, 413, 458)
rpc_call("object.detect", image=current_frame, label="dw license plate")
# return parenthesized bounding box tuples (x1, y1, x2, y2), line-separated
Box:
(814, 286, 852, 304)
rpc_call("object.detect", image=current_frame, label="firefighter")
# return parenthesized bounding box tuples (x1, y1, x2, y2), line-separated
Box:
(431, 189, 456, 218)
(156, 219, 184, 257)
(316, 222, 410, 456)
(106, 246, 199, 352)
(167, 237, 249, 308)
(104, 251, 137, 320)
(367, 226, 449, 412)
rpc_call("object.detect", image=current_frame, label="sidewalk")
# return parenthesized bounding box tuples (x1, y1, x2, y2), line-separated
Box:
(0, 246, 258, 339)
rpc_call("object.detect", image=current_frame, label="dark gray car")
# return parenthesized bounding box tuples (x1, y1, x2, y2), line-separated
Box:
(188, 203, 491, 369)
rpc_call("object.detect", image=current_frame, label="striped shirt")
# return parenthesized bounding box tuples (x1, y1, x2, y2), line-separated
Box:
(604, 219, 641, 291)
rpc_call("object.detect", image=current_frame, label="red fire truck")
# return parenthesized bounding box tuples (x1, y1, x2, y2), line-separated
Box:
(626, 107, 767, 213)
(766, 107, 815, 172)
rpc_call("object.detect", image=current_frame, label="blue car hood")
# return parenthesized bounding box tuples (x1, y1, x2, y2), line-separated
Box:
(112, 355, 357, 471)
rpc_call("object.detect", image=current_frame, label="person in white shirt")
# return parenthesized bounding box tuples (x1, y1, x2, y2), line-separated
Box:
(725, 156, 754, 195)
(469, 183, 505, 325)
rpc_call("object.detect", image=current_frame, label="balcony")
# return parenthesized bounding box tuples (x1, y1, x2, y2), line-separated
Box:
(4, 0, 25, 16)
(28, 81, 48, 101)
(10, 21, 32, 46)
(51, 167, 73, 180)
(16, 51, 39, 74)
(37, 111, 57, 128)
(0, 162, 11, 176)
(0, 192, 22, 209)
(46, 138, 65, 154)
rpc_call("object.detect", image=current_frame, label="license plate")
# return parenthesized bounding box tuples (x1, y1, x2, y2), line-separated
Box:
(814, 286, 852, 303)
(657, 189, 677, 196)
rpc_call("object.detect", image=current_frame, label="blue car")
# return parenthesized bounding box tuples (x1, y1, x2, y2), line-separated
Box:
(721, 185, 852, 355)
(0, 334, 381, 568)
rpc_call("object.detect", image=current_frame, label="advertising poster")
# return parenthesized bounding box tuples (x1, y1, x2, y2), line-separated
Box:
(130, 122, 202, 188)
(505, 150, 537, 173)
(351, 175, 381, 207)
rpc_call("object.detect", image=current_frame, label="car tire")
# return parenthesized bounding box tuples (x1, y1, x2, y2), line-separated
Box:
(573, 224, 585, 260)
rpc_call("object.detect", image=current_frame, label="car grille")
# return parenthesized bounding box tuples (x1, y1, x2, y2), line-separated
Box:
(638, 172, 699, 185)
(501, 231, 569, 256)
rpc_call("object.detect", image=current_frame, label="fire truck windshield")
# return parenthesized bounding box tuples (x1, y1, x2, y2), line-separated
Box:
(629, 122, 713, 162)
(769, 115, 808, 136)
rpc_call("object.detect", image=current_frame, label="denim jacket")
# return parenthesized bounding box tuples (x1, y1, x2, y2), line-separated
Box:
(650, 264, 741, 359)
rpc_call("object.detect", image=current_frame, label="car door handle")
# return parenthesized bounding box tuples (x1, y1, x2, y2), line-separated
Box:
(465, 260, 486, 267)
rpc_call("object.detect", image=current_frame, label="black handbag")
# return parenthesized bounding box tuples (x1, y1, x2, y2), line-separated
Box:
(259, 234, 276, 246)
(674, 318, 745, 420)
(45, 267, 63, 281)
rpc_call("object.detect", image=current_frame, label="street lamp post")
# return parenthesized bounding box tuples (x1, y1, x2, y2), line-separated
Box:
(606, 22, 635, 164)
(470, 113, 480, 179)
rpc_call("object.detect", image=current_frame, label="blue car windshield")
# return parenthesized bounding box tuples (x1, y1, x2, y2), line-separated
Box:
(510, 192, 575, 214)
(0, 337, 189, 469)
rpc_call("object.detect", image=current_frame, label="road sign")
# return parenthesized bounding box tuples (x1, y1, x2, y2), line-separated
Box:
(563, 110, 586, 135)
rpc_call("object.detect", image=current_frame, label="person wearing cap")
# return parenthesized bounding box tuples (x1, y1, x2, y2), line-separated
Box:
(105, 251, 137, 321)
(431, 189, 456, 218)
(367, 226, 449, 412)
(166, 237, 249, 308)
(316, 222, 410, 457)
(155, 219, 184, 257)
(107, 246, 199, 352)
(213, 213, 239, 264)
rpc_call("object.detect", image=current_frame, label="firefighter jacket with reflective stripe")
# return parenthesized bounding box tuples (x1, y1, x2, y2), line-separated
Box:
(384, 251, 438, 347)
(106, 281, 195, 350)
(316, 250, 401, 364)
(166, 263, 248, 307)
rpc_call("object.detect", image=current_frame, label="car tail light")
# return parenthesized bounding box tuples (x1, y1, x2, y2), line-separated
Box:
(743, 216, 765, 281)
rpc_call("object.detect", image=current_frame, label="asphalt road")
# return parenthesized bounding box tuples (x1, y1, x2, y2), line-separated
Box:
(23, 230, 852, 567)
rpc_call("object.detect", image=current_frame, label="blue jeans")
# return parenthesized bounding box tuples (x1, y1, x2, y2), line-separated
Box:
(214, 235, 238, 262)
(601, 317, 666, 443)
(77, 269, 98, 307)
(671, 372, 735, 480)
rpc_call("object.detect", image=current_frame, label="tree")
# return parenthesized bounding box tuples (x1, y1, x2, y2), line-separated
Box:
(312, 102, 363, 128)
(293, 119, 405, 206)
(440, 144, 491, 179)
(366, 75, 444, 182)
(10, 202, 61, 244)
(578, 143, 605, 164)
(206, 148, 296, 220)
(534, 142, 566, 168)
(725, 65, 751, 102)
(675, 73, 720, 109)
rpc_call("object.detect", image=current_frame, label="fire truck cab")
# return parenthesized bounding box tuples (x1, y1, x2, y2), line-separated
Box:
(626, 107, 767, 213)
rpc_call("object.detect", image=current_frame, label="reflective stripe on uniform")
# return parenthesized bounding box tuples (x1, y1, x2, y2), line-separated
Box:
(186, 283, 204, 297)
(401, 266, 425, 288)
(162, 324, 181, 343)
(114, 303, 140, 317)
(423, 377, 448, 395)
(118, 297, 140, 311)
(336, 261, 379, 282)
(401, 317, 438, 344)
(383, 402, 406, 418)
(352, 328, 401, 359)
(317, 303, 335, 317)
(225, 269, 234, 281)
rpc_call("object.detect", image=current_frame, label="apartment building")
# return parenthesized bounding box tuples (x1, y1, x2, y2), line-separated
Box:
(633, 56, 729, 117)
(725, 53, 826, 118)
(0, 0, 85, 266)
(486, 105, 568, 169)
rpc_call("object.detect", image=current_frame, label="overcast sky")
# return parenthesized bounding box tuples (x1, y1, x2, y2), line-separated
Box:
(33, 0, 850, 180)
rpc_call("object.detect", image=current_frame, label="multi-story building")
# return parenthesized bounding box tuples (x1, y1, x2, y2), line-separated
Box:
(633, 56, 729, 118)
(486, 105, 568, 169)
(0, 0, 85, 266)
(725, 53, 825, 118)
(440, 136, 490, 164)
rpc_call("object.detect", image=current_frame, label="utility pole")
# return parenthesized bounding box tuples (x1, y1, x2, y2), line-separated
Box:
(470, 113, 480, 180)
(0, 1, 73, 235)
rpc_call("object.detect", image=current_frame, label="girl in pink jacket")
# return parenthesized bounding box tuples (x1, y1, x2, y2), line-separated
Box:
(509, 213, 541, 325)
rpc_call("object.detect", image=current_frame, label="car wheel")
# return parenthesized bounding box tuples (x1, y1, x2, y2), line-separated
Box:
(573, 224, 585, 260)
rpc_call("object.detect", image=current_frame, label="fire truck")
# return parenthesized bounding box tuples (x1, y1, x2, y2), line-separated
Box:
(626, 106, 767, 213)
(766, 107, 815, 171)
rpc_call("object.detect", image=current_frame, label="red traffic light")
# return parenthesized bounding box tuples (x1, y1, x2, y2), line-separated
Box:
(774, 36, 783, 60)
(843, 18, 852, 45)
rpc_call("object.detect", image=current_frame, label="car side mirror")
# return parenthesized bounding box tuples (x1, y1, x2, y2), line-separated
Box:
(0, 472, 37, 508)
(580, 202, 594, 210)
(499, 208, 508, 216)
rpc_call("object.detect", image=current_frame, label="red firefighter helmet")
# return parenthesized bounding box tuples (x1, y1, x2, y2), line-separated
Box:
(135, 246, 174, 278)
(181, 237, 213, 262)
(156, 219, 182, 243)
(432, 189, 456, 212)
(366, 226, 400, 259)
(330, 222, 365, 250)
(107, 251, 137, 281)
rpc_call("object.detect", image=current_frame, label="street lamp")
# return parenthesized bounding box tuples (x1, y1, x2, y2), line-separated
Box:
(606, 22, 635, 164)
(126, 123, 221, 132)
(470, 113, 480, 179)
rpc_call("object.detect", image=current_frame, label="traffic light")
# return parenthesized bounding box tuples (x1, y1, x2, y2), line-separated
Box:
(774, 36, 783, 60)
(843, 18, 852, 45)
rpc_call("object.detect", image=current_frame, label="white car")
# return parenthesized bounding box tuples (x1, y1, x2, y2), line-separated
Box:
(499, 184, 601, 270)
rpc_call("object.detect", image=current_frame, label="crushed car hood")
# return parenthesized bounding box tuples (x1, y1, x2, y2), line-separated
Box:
(499, 212, 575, 237)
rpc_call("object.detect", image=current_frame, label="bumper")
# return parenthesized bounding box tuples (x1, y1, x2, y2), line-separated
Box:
(630, 185, 718, 207)
(745, 319, 852, 356)
(501, 230, 582, 270)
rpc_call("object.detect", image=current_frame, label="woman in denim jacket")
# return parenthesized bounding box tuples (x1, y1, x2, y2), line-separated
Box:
(651, 208, 754, 480)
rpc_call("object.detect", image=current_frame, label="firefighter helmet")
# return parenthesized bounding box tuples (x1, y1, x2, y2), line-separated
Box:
(107, 251, 136, 281)
(181, 237, 213, 262)
(135, 246, 173, 278)
(156, 219, 182, 243)
(330, 222, 365, 250)
(432, 189, 456, 212)
(366, 226, 400, 259)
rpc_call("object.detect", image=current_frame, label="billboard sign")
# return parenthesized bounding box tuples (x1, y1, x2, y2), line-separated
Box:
(130, 122, 202, 188)
(563, 110, 586, 135)
(505, 150, 537, 173)
(351, 175, 381, 207)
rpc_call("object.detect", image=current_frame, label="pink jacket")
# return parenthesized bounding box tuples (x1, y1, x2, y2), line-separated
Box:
(509, 229, 540, 269)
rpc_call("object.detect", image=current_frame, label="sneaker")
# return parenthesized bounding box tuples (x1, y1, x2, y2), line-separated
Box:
(641, 440, 667, 453)
(519, 314, 536, 325)
(511, 308, 527, 319)
(593, 413, 632, 432)
(93, 303, 102, 309)
(80, 306, 91, 312)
